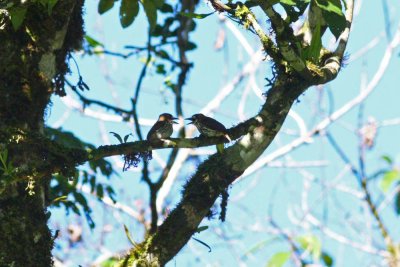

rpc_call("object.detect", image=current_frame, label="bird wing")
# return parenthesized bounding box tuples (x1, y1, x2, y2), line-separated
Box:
(147, 121, 163, 140)
(202, 117, 227, 132)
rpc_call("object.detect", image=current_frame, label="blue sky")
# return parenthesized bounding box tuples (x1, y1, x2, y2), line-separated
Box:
(48, 1, 400, 266)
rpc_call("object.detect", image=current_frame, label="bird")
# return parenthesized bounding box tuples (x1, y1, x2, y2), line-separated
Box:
(186, 113, 231, 142)
(146, 113, 178, 142)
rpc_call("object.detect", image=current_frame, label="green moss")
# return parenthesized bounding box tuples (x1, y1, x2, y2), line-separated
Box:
(306, 60, 324, 78)
(0, 1, 86, 265)
(0, 183, 54, 266)
(120, 235, 161, 267)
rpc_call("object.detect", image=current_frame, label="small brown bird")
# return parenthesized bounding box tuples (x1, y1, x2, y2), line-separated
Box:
(186, 113, 231, 142)
(147, 113, 178, 141)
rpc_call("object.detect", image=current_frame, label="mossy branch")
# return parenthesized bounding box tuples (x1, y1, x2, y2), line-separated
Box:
(124, 75, 309, 266)
(209, 0, 280, 62)
(87, 119, 261, 161)
(258, 2, 310, 77)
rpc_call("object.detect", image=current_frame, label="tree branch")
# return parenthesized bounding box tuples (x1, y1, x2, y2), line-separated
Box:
(209, 0, 280, 62)
(314, 0, 355, 84)
(326, 131, 398, 265)
(147, 0, 197, 234)
(126, 75, 309, 265)
(258, 2, 309, 77)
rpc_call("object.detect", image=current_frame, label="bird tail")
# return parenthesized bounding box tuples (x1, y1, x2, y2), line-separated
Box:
(216, 143, 224, 153)
(224, 133, 232, 142)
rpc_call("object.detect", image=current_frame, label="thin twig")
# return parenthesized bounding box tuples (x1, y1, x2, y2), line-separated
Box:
(240, 27, 400, 179)
(131, 36, 152, 141)
(326, 132, 394, 257)
(71, 86, 132, 117)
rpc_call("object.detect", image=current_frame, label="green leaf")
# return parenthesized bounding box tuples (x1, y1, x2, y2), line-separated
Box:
(74, 192, 89, 208)
(382, 155, 393, 165)
(195, 226, 209, 233)
(123, 134, 132, 143)
(100, 258, 119, 267)
(266, 0, 280, 5)
(159, 3, 173, 13)
(84, 211, 95, 229)
(153, 0, 164, 8)
(82, 171, 89, 184)
(179, 12, 214, 19)
(321, 251, 334, 267)
(106, 185, 117, 203)
(315, 0, 343, 16)
(141, 0, 157, 31)
(315, 0, 346, 38)
(9, 6, 27, 30)
(47, 0, 58, 14)
(0, 149, 8, 169)
(120, 0, 140, 28)
(45, 128, 87, 149)
(184, 41, 197, 51)
(98, 0, 115, 14)
(157, 49, 170, 59)
(380, 170, 400, 193)
(340, 0, 347, 9)
(280, 4, 301, 23)
(280, 0, 311, 22)
(110, 131, 123, 144)
(70, 203, 81, 215)
(38, 0, 48, 6)
(395, 191, 400, 215)
(242, 238, 279, 259)
(89, 175, 96, 192)
(156, 64, 166, 75)
(297, 234, 321, 261)
(277, 0, 311, 10)
(96, 184, 104, 199)
(52, 195, 68, 203)
(267, 251, 291, 267)
(280, 0, 297, 5)
(303, 17, 322, 61)
(98, 160, 114, 177)
(84, 35, 104, 48)
(123, 224, 137, 245)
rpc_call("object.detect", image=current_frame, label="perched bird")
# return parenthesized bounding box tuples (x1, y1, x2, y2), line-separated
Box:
(186, 113, 231, 142)
(147, 113, 178, 142)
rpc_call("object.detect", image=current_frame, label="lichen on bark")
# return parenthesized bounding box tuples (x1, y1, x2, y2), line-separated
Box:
(0, 1, 85, 266)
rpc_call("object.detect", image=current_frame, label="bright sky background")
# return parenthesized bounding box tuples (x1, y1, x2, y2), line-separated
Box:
(48, 1, 400, 266)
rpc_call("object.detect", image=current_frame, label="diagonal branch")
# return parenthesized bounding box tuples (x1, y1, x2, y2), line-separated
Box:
(128, 75, 310, 265)
(325, 131, 397, 264)
(258, 2, 309, 76)
(318, 0, 355, 83)
(209, 0, 280, 62)
(87, 122, 254, 161)
(70, 86, 132, 118)
(148, 0, 197, 234)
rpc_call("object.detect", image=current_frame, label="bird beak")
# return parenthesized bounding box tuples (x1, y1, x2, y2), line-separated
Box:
(171, 117, 179, 124)
(185, 118, 193, 125)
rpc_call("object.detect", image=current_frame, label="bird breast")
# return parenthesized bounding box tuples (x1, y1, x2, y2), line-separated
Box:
(156, 123, 173, 139)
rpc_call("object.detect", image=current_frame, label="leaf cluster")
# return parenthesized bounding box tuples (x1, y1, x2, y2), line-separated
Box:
(46, 127, 117, 228)
(2, 0, 59, 30)
(379, 155, 400, 216)
(98, 0, 167, 30)
(265, 234, 333, 267)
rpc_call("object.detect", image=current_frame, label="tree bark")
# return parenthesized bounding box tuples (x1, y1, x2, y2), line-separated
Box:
(0, 1, 84, 266)
(125, 76, 309, 266)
